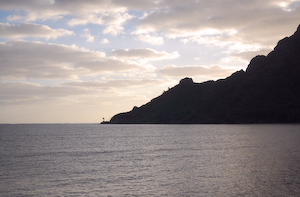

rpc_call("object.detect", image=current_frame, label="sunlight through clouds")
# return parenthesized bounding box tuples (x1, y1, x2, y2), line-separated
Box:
(0, 41, 150, 79)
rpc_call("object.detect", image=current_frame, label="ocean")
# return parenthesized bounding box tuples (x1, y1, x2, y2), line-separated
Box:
(0, 124, 299, 196)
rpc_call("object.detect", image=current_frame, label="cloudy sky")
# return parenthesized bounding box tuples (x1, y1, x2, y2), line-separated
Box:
(0, 0, 299, 123)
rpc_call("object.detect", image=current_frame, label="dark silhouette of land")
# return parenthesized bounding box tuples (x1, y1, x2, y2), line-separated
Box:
(108, 24, 300, 124)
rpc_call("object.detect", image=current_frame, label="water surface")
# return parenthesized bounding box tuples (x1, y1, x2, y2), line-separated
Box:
(0, 124, 299, 196)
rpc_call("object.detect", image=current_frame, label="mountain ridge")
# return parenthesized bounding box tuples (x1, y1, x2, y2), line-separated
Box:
(108, 25, 300, 124)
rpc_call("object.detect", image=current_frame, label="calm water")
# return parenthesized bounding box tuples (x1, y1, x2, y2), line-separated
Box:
(0, 124, 300, 196)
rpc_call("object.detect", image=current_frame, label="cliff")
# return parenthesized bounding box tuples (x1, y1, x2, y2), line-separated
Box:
(109, 25, 300, 124)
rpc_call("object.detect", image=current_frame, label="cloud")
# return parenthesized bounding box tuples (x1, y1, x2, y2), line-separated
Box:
(102, 38, 110, 44)
(135, 0, 300, 49)
(4, 5, 65, 22)
(137, 34, 164, 45)
(111, 48, 179, 61)
(231, 49, 272, 62)
(103, 24, 124, 36)
(2, 0, 299, 46)
(103, 13, 134, 35)
(1, 0, 300, 123)
(69, 12, 134, 35)
(0, 22, 74, 39)
(0, 81, 91, 103)
(0, 41, 146, 79)
(0, 80, 143, 123)
(0, 78, 173, 106)
(65, 78, 169, 88)
(1, 1, 123, 22)
(81, 28, 95, 42)
(112, 0, 157, 10)
(159, 65, 236, 78)
(0, 0, 143, 36)
(0, 78, 172, 123)
(0, 0, 156, 16)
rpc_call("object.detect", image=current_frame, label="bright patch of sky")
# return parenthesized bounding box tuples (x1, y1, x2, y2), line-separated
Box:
(0, 0, 299, 123)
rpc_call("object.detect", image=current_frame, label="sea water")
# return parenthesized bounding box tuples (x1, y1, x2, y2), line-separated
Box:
(0, 124, 299, 196)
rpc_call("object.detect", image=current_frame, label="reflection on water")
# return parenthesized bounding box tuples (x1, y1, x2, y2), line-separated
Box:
(0, 124, 299, 196)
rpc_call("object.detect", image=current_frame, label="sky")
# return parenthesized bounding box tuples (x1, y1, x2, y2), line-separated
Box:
(0, 0, 299, 123)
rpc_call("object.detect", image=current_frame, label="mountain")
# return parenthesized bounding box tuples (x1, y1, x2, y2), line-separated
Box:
(109, 25, 300, 124)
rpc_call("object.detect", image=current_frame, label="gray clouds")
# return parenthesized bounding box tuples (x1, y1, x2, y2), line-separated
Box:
(0, 78, 172, 123)
(0, 41, 146, 79)
(136, 0, 300, 48)
(0, 22, 74, 39)
(0, 0, 156, 35)
(65, 79, 171, 89)
(2, 0, 299, 46)
(0, 78, 171, 105)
